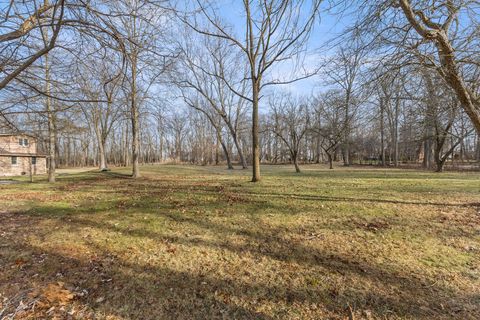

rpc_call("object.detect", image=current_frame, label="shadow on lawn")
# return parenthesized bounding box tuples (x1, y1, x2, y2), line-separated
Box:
(0, 222, 274, 319)
(1, 172, 479, 319)
(2, 206, 478, 319)
(104, 180, 478, 208)
(51, 170, 478, 209)
(235, 191, 480, 208)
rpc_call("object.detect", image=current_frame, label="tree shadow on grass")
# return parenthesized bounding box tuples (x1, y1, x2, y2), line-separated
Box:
(94, 180, 478, 209)
(0, 212, 277, 320)
(3, 206, 479, 319)
(233, 191, 480, 208)
(100, 171, 134, 179)
(2, 171, 479, 319)
(86, 211, 479, 318)
(47, 170, 478, 209)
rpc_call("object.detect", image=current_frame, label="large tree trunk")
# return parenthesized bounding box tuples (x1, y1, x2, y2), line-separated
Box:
(476, 134, 480, 161)
(422, 69, 437, 169)
(293, 152, 301, 173)
(99, 138, 107, 171)
(251, 82, 261, 182)
(434, 148, 446, 172)
(423, 138, 433, 169)
(327, 153, 333, 169)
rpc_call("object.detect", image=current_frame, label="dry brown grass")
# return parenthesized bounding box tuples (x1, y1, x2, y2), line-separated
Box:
(0, 164, 479, 319)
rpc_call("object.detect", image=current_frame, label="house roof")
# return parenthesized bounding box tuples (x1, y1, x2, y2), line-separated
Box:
(0, 147, 47, 157)
(0, 132, 38, 138)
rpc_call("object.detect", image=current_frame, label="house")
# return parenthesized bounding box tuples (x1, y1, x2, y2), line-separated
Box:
(0, 133, 47, 176)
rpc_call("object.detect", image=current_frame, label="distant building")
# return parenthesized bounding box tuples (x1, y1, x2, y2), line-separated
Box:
(0, 133, 47, 176)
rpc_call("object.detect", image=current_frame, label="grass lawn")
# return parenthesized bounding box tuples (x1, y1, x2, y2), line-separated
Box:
(0, 164, 479, 319)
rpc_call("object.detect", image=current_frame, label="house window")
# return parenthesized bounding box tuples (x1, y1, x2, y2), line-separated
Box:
(32, 157, 37, 165)
(18, 138, 29, 147)
(11, 156, 17, 165)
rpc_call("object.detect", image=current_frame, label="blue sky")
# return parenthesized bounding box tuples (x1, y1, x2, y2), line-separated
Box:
(210, 0, 353, 97)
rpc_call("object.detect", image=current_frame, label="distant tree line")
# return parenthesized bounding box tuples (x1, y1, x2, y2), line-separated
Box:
(0, 0, 479, 182)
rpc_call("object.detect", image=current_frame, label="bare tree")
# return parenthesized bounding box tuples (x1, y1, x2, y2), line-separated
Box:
(346, 0, 480, 133)
(174, 33, 248, 169)
(183, 0, 321, 181)
(268, 94, 310, 173)
(323, 41, 366, 166)
(181, 94, 234, 169)
(77, 55, 123, 171)
(106, 0, 173, 178)
(0, 0, 65, 92)
(312, 90, 346, 169)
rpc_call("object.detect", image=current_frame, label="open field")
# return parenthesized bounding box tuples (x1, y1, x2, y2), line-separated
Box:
(0, 164, 479, 319)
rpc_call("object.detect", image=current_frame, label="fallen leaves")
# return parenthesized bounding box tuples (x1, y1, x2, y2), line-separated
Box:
(1, 282, 78, 319)
(30, 282, 75, 307)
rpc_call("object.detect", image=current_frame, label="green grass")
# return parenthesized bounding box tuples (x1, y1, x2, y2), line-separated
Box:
(0, 164, 479, 319)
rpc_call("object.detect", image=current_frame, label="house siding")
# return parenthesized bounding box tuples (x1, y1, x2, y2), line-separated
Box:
(0, 135, 37, 154)
(0, 156, 47, 176)
(0, 134, 47, 177)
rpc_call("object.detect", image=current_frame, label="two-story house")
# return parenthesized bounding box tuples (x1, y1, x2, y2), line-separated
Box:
(0, 133, 47, 176)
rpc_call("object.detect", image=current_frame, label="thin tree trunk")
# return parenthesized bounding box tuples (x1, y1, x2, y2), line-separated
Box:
(94, 118, 108, 171)
(343, 94, 350, 166)
(131, 53, 140, 178)
(380, 97, 386, 166)
(46, 52, 55, 183)
(217, 132, 233, 170)
(232, 133, 247, 169)
(393, 97, 400, 167)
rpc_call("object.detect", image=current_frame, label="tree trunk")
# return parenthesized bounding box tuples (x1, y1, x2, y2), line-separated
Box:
(215, 134, 220, 165)
(423, 138, 432, 169)
(393, 97, 400, 167)
(476, 134, 480, 161)
(327, 153, 333, 169)
(45, 52, 55, 183)
(380, 97, 386, 166)
(435, 154, 447, 172)
(293, 153, 301, 173)
(131, 53, 140, 179)
(251, 82, 260, 182)
(343, 97, 350, 166)
(94, 119, 108, 171)
(315, 135, 321, 164)
(232, 133, 247, 169)
(220, 137, 233, 170)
